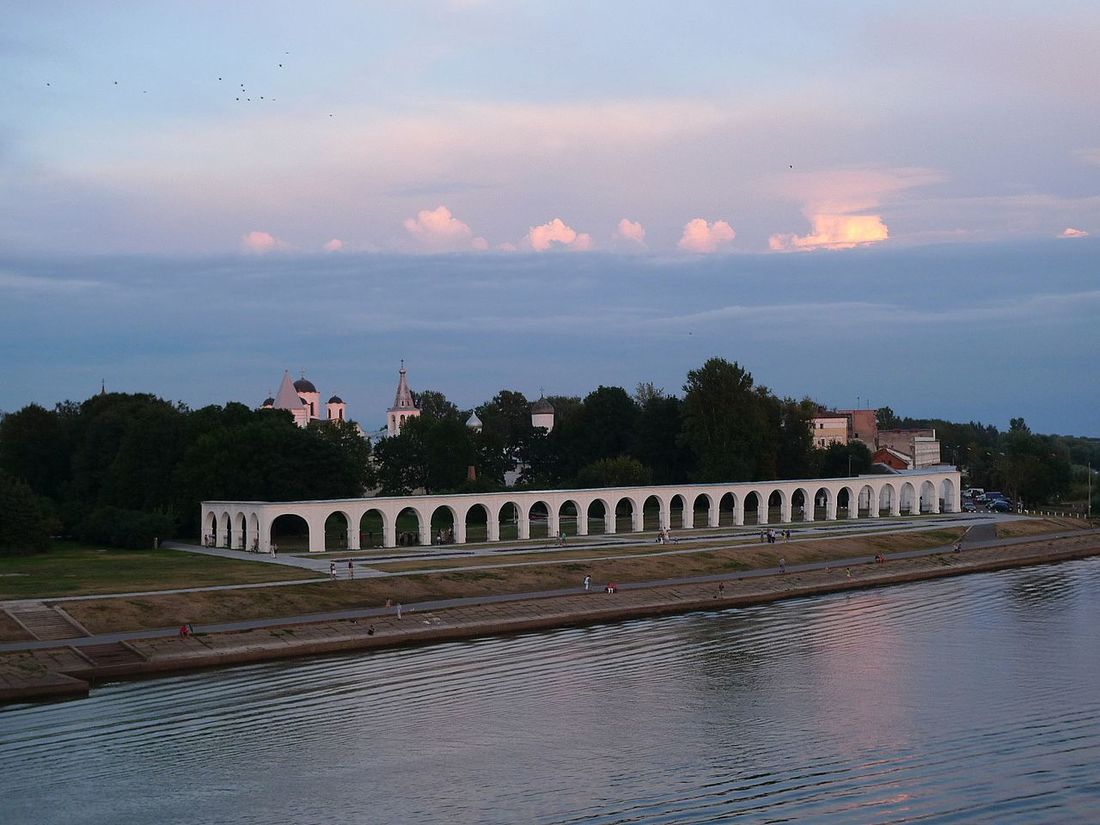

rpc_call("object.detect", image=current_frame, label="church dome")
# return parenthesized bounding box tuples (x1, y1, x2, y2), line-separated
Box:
(327, 395, 343, 404)
(294, 377, 317, 393)
(261, 397, 274, 407)
(531, 397, 554, 414)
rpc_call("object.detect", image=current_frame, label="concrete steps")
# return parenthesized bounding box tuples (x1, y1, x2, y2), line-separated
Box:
(76, 642, 145, 668)
(5, 604, 88, 641)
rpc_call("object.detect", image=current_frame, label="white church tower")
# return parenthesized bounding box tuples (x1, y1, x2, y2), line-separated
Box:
(531, 395, 555, 431)
(387, 362, 420, 437)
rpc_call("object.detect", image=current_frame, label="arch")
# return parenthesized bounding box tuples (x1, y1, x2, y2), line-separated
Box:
(464, 502, 491, 543)
(614, 496, 636, 533)
(791, 488, 811, 522)
(220, 511, 231, 548)
(858, 484, 875, 517)
(642, 494, 664, 532)
(693, 493, 716, 528)
(205, 511, 218, 546)
(919, 480, 938, 513)
(359, 508, 387, 549)
(558, 499, 581, 537)
(270, 513, 310, 553)
(495, 501, 523, 542)
(939, 476, 957, 513)
(586, 499, 611, 534)
(767, 489, 786, 524)
(234, 511, 247, 550)
(324, 511, 351, 551)
(837, 486, 856, 519)
(248, 512, 260, 552)
(395, 506, 424, 546)
(430, 504, 457, 545)
(743, 491, 761, 525)
(669, 494, 689, 529)
(718, 492, 737, 527)
(527, 500, 552, 539)
(812, 486, 832, 520)
(899, 482, 917, 515)
(878, 483, 895, 516)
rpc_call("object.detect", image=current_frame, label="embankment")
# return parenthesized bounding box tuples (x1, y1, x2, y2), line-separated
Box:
(2, 531, 1097, 704)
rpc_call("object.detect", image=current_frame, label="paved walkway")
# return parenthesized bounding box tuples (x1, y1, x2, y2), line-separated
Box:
(2, 525, 1093, 654)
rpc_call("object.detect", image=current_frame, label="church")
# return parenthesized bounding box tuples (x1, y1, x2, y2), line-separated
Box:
(260, 365, 554, 438)
(260, 371, 346, 428)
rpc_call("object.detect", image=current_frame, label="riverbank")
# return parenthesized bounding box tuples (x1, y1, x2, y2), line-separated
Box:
(2, 530, 1098, 704)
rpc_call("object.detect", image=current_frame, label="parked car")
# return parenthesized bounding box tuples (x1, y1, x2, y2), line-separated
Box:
(988, 499, 1013, 512)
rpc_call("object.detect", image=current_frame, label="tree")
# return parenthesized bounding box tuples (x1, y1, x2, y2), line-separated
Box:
(0, 471, 54, 554)
(876, 406, 899, 430)
(680, 358, 766, 482)
(818, 441, 872, 478)
(478, 390, 533, 462)
(774, 397, 817, 479)
(632, 395, 694, 483)
(633, 382, 665, 406)
(415, 390, 462, 422)
(575, 386, 639, 469)
(0, 403, 71, 501)
(575, 456, 652, 488)
(372, 416, 475, 494)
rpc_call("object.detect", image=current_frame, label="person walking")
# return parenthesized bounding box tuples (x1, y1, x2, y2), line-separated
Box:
(845, 567, 852, 579)
(779, 557, 786, 573)
(583, 575, 591, 591)
(396, 603, 403, 619)
(348, 559, 354, 578)
(329, 562, 336, 580)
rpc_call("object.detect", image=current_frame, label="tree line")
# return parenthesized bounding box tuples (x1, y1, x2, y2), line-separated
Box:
(1, 356, 1094, 553)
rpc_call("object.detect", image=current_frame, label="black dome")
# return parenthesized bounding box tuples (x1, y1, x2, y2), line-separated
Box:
(294, 378, 317, 393)
(328, 395, 343, 404)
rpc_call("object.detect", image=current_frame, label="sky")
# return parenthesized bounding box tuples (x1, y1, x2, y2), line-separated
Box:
(1, 1, 1098, 435)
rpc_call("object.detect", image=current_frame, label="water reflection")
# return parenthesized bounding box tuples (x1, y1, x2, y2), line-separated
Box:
(2, 558, 1099, 824)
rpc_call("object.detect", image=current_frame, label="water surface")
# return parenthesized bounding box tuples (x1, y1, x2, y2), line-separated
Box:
(3, 559, 1099, 823)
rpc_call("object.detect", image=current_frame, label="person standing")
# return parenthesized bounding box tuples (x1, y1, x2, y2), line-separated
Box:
(583, 575, 591, 591)
(329, 562, 336, 580)
(348, 559, 354, 578)
(396, 603, 403, 619)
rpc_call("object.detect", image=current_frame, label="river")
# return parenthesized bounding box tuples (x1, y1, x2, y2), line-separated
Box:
(3, 558, 1099, 824)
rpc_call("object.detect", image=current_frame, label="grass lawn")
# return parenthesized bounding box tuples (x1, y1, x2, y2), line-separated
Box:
(994, 517, 1090, 539)
(61, 528, 966, 634)
(0, 542, 320, 600)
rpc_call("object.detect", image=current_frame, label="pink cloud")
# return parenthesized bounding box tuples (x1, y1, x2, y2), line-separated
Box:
(323, 238, 345, 252)
(766, 166, 940, 251)
(678, 218, 736, 253)
(769, 214, 889, 251)
(403, 205, 485, 250)
(615, 218, 646, 245)
(1059, 227, 1089, 238)
(241, 230, 287, 253)
(525, 218, 593, 251)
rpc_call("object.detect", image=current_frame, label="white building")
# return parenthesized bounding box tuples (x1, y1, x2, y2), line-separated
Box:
(386, 363, 421, 437)
(261, 371, 346, 428)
